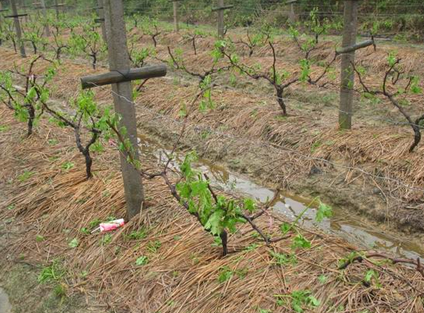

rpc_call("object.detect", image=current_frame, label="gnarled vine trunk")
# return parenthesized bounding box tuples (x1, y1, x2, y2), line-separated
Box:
(276, 87, 287, 116)
(82, 149, 93, 179)
(26, 104, 35, 137)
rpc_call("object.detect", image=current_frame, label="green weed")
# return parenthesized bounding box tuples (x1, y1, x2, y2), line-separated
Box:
(147, 240, 161, 253)
(270, 251, 297, 266)
(68, 238, 79, 248)
(275, 290, 320, 313)
(0, 125, 9, 132)
(18, 170, 34, 182)
(38, 260, 65, 284)
(101, 234, 112, 245)
(126, 228, 148, 240)
(135, 256, 149, 266)
(61, 161, 74, 171)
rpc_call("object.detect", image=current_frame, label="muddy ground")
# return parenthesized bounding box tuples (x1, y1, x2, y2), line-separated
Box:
(0, 213, 105, 313)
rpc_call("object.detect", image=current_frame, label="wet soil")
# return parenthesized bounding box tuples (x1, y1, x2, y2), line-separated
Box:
(0, 194, 106, 313)
(138, 133, 424, 260)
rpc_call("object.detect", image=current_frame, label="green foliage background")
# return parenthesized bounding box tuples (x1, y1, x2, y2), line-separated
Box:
(123, 0, 424, 39)
(0, 0, 423, 40)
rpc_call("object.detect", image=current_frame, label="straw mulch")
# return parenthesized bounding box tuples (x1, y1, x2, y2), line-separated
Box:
(1, 103, 423, 313)
(0, 42, 423, 234)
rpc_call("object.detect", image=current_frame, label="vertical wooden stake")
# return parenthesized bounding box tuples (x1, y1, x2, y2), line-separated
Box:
(287, 0, 298, 24)
(0, 3, 3, 46)
(173, 0, 179, 32)
(97, 0, 107, 42)
(54, 0, 59, 19)
(217, 0, 224, 38)
(35, 3, 41, 19)
(22, 3, 28, 23)
(339, 0, 358, 130)
(103, 0, 144, 220)
(9, 0, 26, 57)
(40, 0, 50, 37)
(289, 4, 295, 23)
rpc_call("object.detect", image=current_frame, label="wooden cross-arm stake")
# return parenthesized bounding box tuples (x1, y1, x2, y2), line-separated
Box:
(0, 4, 5, 46)
(96, 0, 107, 42)
(4, 13, 28, 18)
(39, 0, 50, 37)
(211, 5, 234, 11)
(214, 0, 233, 38)
(8, 0, 26, 58)
(46, 0, 65, 19)
(103, 0, 143, 220)
(287, 0, 298, 23)
(339, 0, 359, 130)
(80, 65, 167, 89)
(336, 39, 375, 55)
(170, 0, 182, 32)
(89, 0, 168, 220)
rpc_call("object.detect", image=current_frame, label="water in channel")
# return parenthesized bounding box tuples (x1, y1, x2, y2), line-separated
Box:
(138, 135, 424, 261)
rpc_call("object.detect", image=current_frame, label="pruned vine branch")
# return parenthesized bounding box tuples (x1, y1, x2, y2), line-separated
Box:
(352, 58, 423, 152)
(339, 251, 424, 279)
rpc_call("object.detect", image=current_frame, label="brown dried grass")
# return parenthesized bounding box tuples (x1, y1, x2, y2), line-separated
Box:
(10, 46, 424, 193)
(0, 40, 423, 224)
(0, 98, 423, 313)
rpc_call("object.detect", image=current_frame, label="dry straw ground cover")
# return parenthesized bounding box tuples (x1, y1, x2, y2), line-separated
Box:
(0, 100, 424, 312)
(0, 35, 423, 232)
